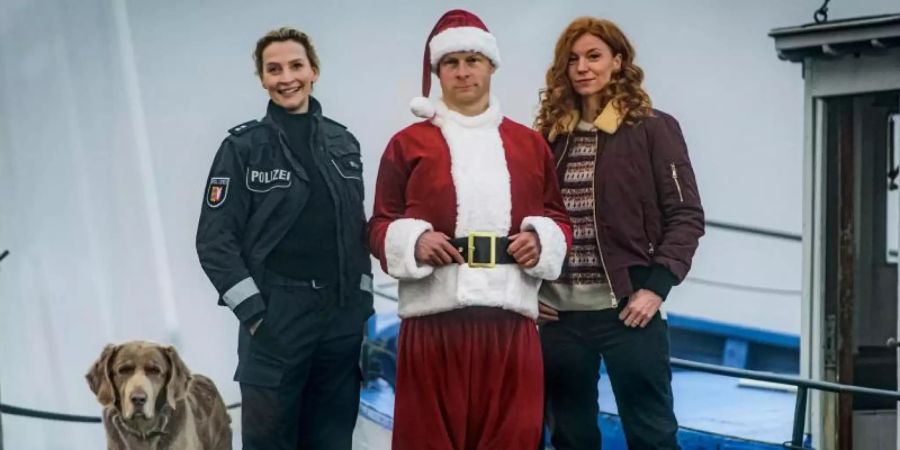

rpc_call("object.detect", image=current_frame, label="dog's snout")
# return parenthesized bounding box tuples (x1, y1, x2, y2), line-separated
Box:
(130, 390, 147, 408)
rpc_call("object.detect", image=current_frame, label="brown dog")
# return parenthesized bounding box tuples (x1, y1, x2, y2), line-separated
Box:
(86, 341, 232, 450)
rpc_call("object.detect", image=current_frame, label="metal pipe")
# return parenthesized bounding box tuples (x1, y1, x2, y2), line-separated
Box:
(670, 357, 900, 400)
(705, 220, 802, 242)
(0, 250, 7, 450)
(791, 386, 808, 447)
(0, 382, 4, 450)
(0, 404, 100, 423)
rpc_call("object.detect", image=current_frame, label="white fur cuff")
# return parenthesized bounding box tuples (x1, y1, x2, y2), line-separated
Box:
(520, 216, 567, 280)
(385, 218, 435, 280)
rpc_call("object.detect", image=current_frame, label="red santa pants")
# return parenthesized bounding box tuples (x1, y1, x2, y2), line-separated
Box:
(391, 306, 543, 450)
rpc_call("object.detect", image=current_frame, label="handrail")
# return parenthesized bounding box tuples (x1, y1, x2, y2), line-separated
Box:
(705, 220, 801, 242)
(670, 357, 900, 400)
(2, 350, 899, 450)
(4, 281, 900, 450)
(368, 282, 900, 450)
(1, 250, 7, 450)
(671, 357, 899, 448)
(0, 405, 100, 424)
(0, 401, 243, 424)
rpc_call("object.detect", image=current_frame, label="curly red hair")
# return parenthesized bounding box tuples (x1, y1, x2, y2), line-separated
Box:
(535, 17, 653, 138)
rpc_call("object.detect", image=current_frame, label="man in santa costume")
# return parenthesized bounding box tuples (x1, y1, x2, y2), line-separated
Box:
(368, 9, 573, 449)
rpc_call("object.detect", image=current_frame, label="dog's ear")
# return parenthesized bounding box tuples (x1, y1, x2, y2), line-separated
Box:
(163, 346, 191, 409)
(86, 344, 118, 406)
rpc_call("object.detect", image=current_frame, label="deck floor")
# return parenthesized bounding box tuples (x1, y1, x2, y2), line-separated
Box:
(356, 369, 796, 449)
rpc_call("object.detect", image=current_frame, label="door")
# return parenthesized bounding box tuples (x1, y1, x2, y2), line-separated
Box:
(892, 110, 900, 449)
(822, 93, 900, 450)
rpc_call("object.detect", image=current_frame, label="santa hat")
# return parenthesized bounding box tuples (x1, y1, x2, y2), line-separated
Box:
(410, 9, 501, 119)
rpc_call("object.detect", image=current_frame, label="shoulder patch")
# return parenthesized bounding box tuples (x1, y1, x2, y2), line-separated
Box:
(228, 120, 263, 136)
(206, 177, 230, 208)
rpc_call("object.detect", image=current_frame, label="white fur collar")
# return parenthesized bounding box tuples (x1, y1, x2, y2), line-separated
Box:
(432, 96, 503, 129)
(431, 95, 511, 238)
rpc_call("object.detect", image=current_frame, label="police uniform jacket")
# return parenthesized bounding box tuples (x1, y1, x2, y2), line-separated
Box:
(196, 98, 373, 325)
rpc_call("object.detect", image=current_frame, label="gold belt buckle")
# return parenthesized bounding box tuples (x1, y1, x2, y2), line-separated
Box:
(467, 231, 497, 268)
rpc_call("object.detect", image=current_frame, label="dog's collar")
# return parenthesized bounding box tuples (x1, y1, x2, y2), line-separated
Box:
(113, 406, 173, 440)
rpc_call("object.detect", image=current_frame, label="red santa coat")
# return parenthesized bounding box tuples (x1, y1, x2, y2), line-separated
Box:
(368, 98, 572, 319)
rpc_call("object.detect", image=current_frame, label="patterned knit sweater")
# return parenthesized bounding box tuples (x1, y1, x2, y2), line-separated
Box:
(540, 121, 616, 310)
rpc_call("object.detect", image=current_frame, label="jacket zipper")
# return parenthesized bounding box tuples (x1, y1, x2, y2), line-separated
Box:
(555, 133, 573, 169)
(670, 162, 684, 203)
(312, 126, 347, 305)
(590, 130, 618, 307)
(642, 207, 655, 255)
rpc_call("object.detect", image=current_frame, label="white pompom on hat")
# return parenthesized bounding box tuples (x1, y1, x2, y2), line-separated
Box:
(410, 9, 501, 119)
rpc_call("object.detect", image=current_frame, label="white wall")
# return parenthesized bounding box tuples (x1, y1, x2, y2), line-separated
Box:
(1, 0, 898, 448)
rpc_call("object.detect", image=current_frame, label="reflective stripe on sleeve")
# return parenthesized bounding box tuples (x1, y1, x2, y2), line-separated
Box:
(223, 277, 260, 310)
(360, 274, 373, 293)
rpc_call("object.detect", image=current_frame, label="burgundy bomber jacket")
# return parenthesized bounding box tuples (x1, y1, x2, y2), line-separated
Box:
(547, 104, 705, 301)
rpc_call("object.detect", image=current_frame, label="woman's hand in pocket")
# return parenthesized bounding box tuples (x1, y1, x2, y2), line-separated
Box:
(538, 301, 559, 325)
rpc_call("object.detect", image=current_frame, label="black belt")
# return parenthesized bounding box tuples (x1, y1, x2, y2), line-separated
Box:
(265, 268, 334, 289)
(449, 233, 516, 267)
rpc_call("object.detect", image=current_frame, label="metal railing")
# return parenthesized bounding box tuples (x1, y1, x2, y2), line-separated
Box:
(2, 225, 899, 450)
(0, 249, 8, 450)
(0, 402, 243, 424)
(670, 357, 900, 449)
(367, 284, 900, 449)
(1, 341, 898, 450)
(705, 220, 801, 242)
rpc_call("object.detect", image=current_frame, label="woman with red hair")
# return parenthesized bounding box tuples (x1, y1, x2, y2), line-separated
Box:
(535, 17, 705, 449)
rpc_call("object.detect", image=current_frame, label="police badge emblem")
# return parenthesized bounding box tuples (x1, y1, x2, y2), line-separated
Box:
(206, 177, 230, 208)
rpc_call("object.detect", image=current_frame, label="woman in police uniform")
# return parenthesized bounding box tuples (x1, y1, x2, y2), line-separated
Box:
(196, 27, 373, 450)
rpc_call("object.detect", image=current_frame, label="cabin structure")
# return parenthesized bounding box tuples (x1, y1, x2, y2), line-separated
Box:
(770, 13, 900, 450)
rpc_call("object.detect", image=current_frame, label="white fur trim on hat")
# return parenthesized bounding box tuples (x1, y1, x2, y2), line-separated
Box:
(385, 218, 435, 280)
(429, 26, 501, 69)
(520, 216, 567, 280)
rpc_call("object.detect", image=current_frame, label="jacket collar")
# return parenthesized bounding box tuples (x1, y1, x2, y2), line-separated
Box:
(548, 100, 623, 142)
(262, 96, 323, 130)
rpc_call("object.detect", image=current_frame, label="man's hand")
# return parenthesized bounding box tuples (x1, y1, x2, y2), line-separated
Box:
(415, 231, 466, 267)
(538, 301, 559, 325)
(249, 317, 264, 336)
(508, 231, 541, 268)
(619, 289, 662, 328)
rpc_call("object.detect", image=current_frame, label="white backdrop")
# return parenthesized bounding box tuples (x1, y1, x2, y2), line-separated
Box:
(1, 0, 897, 448)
